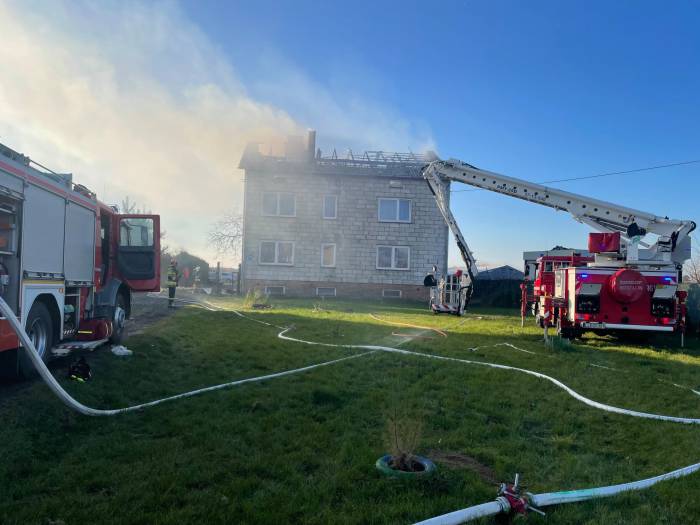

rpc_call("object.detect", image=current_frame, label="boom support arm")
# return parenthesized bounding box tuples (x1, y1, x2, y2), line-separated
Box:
(423, 158, 695, 268)
(423, 164, 478, 283)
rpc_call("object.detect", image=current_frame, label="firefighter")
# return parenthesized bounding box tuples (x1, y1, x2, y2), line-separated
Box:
(167, 260, 180, 308)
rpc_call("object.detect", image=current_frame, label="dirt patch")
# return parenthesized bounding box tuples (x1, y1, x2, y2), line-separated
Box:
(426, 450, 498, 483)
(391, 332, 435, 339)
(388, 455, 427, 473)
(125, 293, 179, 338)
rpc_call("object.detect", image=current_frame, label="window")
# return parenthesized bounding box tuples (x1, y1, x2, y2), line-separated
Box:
(259, 241, 294, 265)
(321, 243, 336, 267)
(378, 198, 411, 222)
(119, 218, 154, 247)
(323, 195, 337, 219)
(264, 286, 285, 296)
(382, 289, 402, 298)
(262, 192, 296, 217)
(544, 261, 553, 272)
(376, 246, 410, 270)
(316, 287, 337, 297)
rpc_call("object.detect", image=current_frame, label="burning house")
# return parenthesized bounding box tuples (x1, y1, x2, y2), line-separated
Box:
(238, 131, 448, 300)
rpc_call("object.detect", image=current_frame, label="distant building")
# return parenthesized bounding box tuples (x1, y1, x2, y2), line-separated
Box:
(476, 265, 524, 281)
(239, 131, 448, 300)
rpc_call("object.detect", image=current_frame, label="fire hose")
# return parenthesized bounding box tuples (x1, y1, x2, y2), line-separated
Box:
(411, 462, 700, 524)
(0, 296, 373, 416)
(277, 329, 700, 425)
(6, 294, 700, 520)
(275, 329, 700, 522)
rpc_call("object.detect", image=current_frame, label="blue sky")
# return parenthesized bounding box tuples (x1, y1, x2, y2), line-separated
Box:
(1, 1, 697, 268)
(185, 0, 700, 268)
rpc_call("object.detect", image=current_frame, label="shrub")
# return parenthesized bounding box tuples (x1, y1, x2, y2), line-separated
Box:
(384, 406, 424, 472)
(243, 288, 268, 308)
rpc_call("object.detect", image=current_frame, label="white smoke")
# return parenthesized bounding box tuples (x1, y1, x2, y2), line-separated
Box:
(0, 0, 433, 264)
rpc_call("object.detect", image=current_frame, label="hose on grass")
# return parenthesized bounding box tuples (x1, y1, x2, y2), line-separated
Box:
(0, 296, 374, 416)
(412, 461, 700, 525)
(278, 328, 700, 425)
(149, 293, 285, 329)
(163, 301, 700, 520)
(275, 327, 700, 523)
(10, 293, 700, 520)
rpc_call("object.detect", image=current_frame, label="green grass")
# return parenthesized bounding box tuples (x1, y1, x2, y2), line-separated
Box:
(2, 295, 700, 524)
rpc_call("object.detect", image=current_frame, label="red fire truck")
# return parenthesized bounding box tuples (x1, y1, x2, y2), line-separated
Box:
(546, 232, 688, 339)
(522, 249, 594, 328)
(0, 143, 160, 376)
(423, 157, 696, 342)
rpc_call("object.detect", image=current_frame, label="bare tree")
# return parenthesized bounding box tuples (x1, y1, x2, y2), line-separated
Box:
(686, 246, 700, 283)
(121, 196, 136, 214)
(120, 196, 151, 214)
(208, 211, 243, 258)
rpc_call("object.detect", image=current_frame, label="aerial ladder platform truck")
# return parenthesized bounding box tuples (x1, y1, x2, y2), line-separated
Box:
(0, 143, 160, 377)
(423, 157, 695, 341)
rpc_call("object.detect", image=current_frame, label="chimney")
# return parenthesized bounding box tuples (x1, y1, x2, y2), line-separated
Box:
(306, 129, 316, 162)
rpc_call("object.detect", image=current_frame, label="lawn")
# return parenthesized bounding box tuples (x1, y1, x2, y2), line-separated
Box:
(1, 293, 700, 524)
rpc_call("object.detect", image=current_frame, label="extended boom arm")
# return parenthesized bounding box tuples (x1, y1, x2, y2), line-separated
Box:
(423, 158, 695, 283)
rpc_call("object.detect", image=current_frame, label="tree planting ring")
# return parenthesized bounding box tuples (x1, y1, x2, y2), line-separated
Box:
(375, 454, 436, 479)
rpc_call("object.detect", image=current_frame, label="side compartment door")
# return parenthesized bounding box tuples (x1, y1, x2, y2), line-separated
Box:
(116, 214, 161, 291)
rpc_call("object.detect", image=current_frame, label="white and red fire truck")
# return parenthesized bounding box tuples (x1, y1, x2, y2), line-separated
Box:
(423, 157, 696, 341)
(0, 142, 160, 376)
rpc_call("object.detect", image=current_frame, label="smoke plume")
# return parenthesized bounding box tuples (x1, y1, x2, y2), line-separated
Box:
(0, 0, 432, 263)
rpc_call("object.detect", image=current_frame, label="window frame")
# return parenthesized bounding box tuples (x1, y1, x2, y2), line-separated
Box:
(377, 197, 411, 223)
(259, 241, 295, 266)
(261, 192, 296, 217)
(321, 243, 336, 268)
(119, 217, 155, 247)
(264, 286, 286, 296)
(382, 289, 402, 298)
(376, 245, 410, 271)
(316, 287, 337, 297)
(322, 195, 338, 220)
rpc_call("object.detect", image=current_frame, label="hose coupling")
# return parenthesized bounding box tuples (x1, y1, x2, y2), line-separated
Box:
(497, 473, 545, 517)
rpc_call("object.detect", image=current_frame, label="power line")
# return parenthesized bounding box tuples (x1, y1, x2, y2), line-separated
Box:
(450, 158, 700, 193)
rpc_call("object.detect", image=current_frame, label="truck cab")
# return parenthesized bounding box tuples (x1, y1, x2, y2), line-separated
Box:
(522, 249, 593, 327)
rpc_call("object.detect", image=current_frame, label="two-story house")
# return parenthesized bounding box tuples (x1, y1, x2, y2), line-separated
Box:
(239, 131, 449, 301)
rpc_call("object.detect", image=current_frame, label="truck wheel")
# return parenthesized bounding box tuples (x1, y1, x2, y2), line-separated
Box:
(18, 301, 54, 378)
(109, 293, 127, 344)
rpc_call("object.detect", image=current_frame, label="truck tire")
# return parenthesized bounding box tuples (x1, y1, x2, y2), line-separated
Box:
(109, 292, 127, 344)
(18, 301, 54, 378)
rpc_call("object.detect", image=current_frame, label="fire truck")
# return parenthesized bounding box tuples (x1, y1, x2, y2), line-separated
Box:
(0, 143, 160, 376)
(522, 249, 593, 327)
(423, 157, 696, 340)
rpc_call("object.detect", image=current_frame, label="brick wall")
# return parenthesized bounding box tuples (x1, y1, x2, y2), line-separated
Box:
(243, 279, 430, 301)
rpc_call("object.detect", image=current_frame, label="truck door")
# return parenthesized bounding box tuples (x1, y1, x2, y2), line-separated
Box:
(116, 214, 161, 291)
